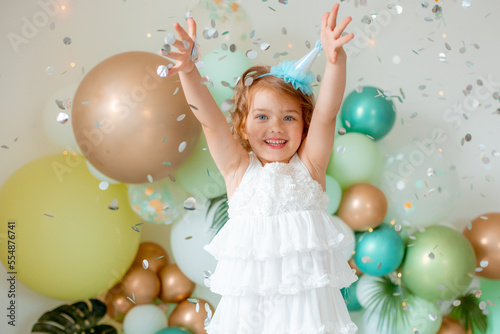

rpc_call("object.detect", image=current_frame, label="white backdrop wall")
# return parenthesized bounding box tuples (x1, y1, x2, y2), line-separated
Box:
(1, 0, 499, 333)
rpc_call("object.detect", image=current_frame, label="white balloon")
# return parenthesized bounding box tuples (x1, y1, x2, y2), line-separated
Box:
(42, 82, 81, 152)
(85, 160, 121, 184)
(123, 304, 167, 334)
(170, 197, 224, 286)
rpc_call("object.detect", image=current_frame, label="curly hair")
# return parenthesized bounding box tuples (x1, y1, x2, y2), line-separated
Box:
(230, 65, 315, 151)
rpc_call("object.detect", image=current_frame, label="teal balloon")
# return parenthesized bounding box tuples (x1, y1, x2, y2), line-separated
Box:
(155, 327, 191, 334)
(173, 133, 226, 199)
(325, 174, 342, 214)
(198, 47, 253, 108)
(341, 86, 396, 140)
(353, 224, 405, 276)
(402, 225, 476, 302)
(479, 278, 500, 334)
(327, 132, 383, 189)
(341, 280, 362, 311)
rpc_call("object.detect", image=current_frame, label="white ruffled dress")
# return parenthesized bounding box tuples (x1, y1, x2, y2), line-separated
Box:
(204, 152, 358, 334)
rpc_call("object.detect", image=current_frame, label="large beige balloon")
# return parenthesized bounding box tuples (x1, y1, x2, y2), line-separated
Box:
(463, 212, 500, 279)
(337, 183, 387, 231)
(72, 51, 201, 183)
(437, 316, 466, 334)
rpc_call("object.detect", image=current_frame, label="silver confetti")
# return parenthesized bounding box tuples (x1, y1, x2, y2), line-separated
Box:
(492, 150, 499, 158)
(179, 141, 187, 152)
(281, 27, 287, 35)
(246, 49, 258, 59)
(177, 114, 186, 121)
(183, 197, 196, 210)
(108, 199, 119, 210)
(338, 127, 346, 135)
(462, 0, 471, 8)
(427, 168, 434, 176)
(480, 260, 489, 268)
(429, 313, 438, 321)
(63, 37, 72, 45)
(361, 256, 373, 263)
(249, 30, 255, 38)
(466, 60, 474, 68)
(361, 15, 372, 24)
(165, 33, 176, 45)
(229, 44, 237, 52)
(161, 44, 171, 56)
(157, 65, 169, 77)
(260, 43, 270, 51)
(99, 181, 109, 190)
(147, 174, 154, 183)
(56, 112, 69, 124)
(479, 301, 487, 310)
(221, 99, 233, 112)
(46, 66, 54, 75)
(438, 53, 446, 62)
(142, 259, 149, 269)
(445, 43, 451, 50)
(421, 1, 429, 8)
(337, 146, 346, 154)
(244, 76, 254, 87)
(428, 252, 435, 260)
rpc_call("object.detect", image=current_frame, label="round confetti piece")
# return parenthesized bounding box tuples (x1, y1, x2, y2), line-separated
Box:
(157, 65, 169, 78)
(246, 49, 258, 59)
(63, 37, 72, 45)
(177, 114, 186, 121)
(392, 55, 401, 64)
(56, 112, 69, 124)
(178, 141, 187, 153)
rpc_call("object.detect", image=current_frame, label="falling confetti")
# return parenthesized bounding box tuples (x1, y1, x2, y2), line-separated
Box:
(179, 141, 187, 152)
(142, 259, 149, 270)
(108, 199, 119, 210)
(184, 197, 196, 210)
(63, 37, 72, 45)
(246, 49, 258, 59)
(361, 256, 373, 263)
(157, 65, 169, 77)
(177, 114, 186, 121)
(44, 213, 54, 218)
(56, 112, 69, 124)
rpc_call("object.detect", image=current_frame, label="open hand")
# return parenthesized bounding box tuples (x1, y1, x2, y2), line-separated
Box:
(320, 4, 354, 64)
(161, 17, 199, 77)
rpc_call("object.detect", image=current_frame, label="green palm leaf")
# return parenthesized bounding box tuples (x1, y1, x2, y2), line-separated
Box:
(32, 299, 116, 334)
(449, 293, 488, 333)
(206, 194, 229, 239)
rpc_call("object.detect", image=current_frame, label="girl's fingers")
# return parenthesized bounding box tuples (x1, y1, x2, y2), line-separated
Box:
(171, 39, 190, 51)
(327, 3, 339, 29)
(336, 32, 355, 47)
(187, 17, 197, 40)
(332, 16, 352, 39)
(164, 51, 183, 60)
(321, 12, 330, 28)
(173, 22, 190, 40)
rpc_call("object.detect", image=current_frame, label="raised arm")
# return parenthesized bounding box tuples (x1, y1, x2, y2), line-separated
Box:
(164, 18, 248, 179)
(299, 4, 354, 185)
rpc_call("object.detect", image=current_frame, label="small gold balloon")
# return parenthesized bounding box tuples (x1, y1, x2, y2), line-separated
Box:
(105, 291, 135, 322)
(132, 242, 170, 273)
(337, 183, 387, 231)
(169, 299, 215, 334)
(463, 212, 500, 279)
(72, 51, 201, 183)
(437, 316, 466, 334)
(122, 267, 160, 305)
(159, 264, 195, 303)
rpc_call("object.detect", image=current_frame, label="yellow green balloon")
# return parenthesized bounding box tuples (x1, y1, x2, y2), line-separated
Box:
(173, 134, 226, 199)
(327, 132, 383, 189)
(0, 154, 140, 300)
(402, 225, 475, 302)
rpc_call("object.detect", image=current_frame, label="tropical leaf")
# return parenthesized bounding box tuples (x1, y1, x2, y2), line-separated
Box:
(32, 299, 117, 334)
(207, 194, 229, 239)
(361, 274, 411, 333)
(449, 293, 488, 333)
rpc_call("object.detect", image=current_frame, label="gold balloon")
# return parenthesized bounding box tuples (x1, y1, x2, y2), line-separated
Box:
(159, 264, 196, 303)
(122, 267, 160, 305)
(437, 316, 466, 334)
(169, 299, 215, 334)
(105, 288, 135, 322)
(132, 241, 170, 273)
(72, 51, 201, 183)
(463, 212, 500, 279)
(337, 183, 387, 231)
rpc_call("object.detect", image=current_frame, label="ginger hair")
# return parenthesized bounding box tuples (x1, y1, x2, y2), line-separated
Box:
(230, 65, 315, 151)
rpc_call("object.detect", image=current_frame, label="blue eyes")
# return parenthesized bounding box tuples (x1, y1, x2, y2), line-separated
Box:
(256, 115, 295, 121)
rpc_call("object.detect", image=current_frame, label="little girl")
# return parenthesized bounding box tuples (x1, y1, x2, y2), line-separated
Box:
(164, 4, 358, 333)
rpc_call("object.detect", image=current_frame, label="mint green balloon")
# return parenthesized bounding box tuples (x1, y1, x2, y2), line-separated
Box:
(198, 47, 253, 108)
(402, 226, 476, 302)
(341, 86, 396, 140)
(325, 174, 342, 214)
(173, 134, 226, 199)
(479, 278, 500, 334)
(327, 132, 383, 189)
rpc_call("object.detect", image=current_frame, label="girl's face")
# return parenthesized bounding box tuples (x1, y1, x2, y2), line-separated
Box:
(242, 88, 305, 165)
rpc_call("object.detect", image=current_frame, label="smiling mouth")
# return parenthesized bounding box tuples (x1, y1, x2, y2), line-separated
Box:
(265, 139, 287, 148)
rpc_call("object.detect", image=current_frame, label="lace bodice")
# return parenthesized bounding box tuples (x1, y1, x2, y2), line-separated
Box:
(228, 152, 329, 217)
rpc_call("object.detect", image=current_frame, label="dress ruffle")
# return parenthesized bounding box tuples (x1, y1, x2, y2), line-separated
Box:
(205, 287, 358, 334)
(204, 211, 353, 260)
